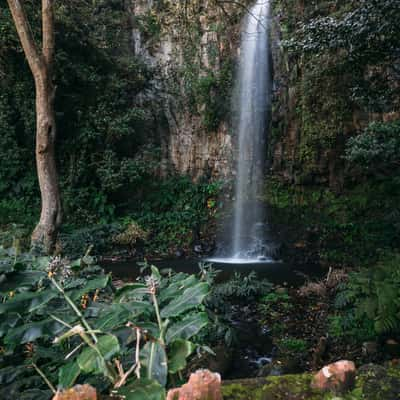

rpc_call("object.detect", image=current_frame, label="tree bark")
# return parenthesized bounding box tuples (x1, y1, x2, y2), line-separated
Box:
(31, 73, 61, 253)
(7, 0, 61, 253)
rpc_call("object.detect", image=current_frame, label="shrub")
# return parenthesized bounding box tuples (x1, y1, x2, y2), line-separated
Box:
(112, 221, 149, 248)
(277, 338, 308, 355)
(0, 250, 210, 399)
(330, 252, 400, 340)
(202, 270, 273, 347)
(345, 120, 400, 175)
(265, 178, 400, 265)
(131, 176, 220, 255)
(58, 224, 122, 258)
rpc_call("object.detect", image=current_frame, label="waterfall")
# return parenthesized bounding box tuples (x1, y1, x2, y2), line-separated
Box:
(208, 0, 274, 264)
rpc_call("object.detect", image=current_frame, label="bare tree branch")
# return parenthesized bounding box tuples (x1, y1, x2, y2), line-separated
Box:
(6, 0, 45, 78)
(215, 0, 268, 31)
(42, 0, 55, 71)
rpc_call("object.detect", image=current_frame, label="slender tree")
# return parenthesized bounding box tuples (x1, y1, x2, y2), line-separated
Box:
(6, 0, 61, 253)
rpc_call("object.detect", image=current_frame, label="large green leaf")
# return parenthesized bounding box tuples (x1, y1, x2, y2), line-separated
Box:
(115, 283, 148, 302)
(165, 312, 208, 344)
(35, 257, 53, 270)
(0, 290, 57, 314)
(4, 319, 65, 346)
(0, 259, 15, 274)
(58, 361, 80, 389)
(68, 275, 110, 301)
(77, 334, 120, 374)
(0, 365, 26, 385)
(161, 282, 209, 318)
(0, 271, 46, 293)
(140, 341, 167, 386)
(150, 266, 162, 282)
(168, 339, 196, 374)
(94, 304, 132, 331)
(0, 312, 21, 337)
(114, 379, 165, 400)
(122, 300, 153, 314)
(93, 301, 152, 331)
(158, 275, 198, 304)
(135, 322, 160, 339)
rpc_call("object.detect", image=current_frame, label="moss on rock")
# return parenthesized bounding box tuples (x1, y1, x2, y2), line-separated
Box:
(222, 374, 323, 400)
(357, 364, 400, 400)
(222, 366, 400, 400)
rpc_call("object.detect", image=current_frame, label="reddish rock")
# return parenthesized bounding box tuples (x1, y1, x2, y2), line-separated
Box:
(53, 384, 97, 400)
(312, 360, 356, 393)
(167, 370, 222, 400)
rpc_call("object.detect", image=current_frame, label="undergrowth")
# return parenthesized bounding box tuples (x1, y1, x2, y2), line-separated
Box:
(329, 252, 400, 341)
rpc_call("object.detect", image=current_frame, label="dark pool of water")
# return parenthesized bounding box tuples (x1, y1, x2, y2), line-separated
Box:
(103, 258, 325, 286)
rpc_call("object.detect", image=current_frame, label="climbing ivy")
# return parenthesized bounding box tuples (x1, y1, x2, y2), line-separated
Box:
(271, 0, 400, 184)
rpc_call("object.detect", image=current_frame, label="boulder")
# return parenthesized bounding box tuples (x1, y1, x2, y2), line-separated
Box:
(167, 370, 222, 400)
(311, 360, 356, 393)
(53, 384, 97, 400)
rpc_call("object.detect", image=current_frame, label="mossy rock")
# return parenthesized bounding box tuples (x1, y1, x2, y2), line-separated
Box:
(222, 365, 400, 400)
(357, 364, 400, 400)
(222, 375, 323, 400)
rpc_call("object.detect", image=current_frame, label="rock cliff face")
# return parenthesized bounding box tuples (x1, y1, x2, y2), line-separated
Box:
(132, 0, 399, 187)
(131, 0, 253, 180)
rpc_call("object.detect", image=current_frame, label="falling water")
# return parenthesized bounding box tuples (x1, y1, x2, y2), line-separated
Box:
(209, 0, 274, 263)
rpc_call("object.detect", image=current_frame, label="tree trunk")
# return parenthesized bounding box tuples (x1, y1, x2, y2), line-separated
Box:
(6, 0, 61, 254)
(31, 74, 61, 253)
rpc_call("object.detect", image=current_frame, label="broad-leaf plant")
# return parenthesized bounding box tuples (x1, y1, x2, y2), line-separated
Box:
(0, 247, 210, 399)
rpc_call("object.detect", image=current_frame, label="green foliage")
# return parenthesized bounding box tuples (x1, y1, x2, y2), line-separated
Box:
(265, 178, 400, 265)
(330, 252, 400, 341)
(0, 251, 210, 398)
(259, 290, 293, 315)
(0, 174, 220, 257)
(277, 338, 307, 355)
(202, 270, 273, 347)
(58, 224, 122, 258)
(271, 0, 400, 184)
(288, 1, 400, 65)
(131, 176, 220, 255)
(0, 0, 155, 226)
(209, 271, 273, 303)
(112, 222, 149, 248)
(0, 224, 31, 251)
(135, 10, 162, 42)
(115, 379, 165, 400)
(192, 62, 234, 132)
(270, 6, 400, 263)
(345, 120, 400, 175)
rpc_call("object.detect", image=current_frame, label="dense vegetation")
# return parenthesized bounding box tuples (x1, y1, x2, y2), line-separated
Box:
(0, 250, 213, 398)
(264, 0, 400, 370)
(0, 0, 218, 254)
(1, 1, 149, 226)
(1, 0, 400, 398)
